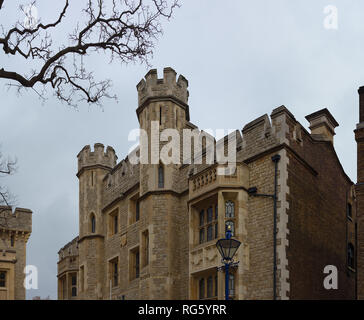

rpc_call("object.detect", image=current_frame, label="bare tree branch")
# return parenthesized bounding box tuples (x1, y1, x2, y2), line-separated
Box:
(0, 147, 17, 228)
(0, 0, 180, 106)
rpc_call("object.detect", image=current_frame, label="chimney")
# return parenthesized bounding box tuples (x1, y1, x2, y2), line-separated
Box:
(359, 86, 364, 124)
(305, 108, 339, 143)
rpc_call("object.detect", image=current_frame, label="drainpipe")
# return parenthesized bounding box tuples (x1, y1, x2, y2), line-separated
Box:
(247, 154, 281, 300)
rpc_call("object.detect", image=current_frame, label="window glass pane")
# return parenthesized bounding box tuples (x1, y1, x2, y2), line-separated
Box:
(158, 166, 164, 188)
(225, 221, 234, 236)
(225, 201, 234, 218)
(71, 286, 77, 297)
(136, 200, 140, 221)
(0, 272, 5, 287)
(215, 204, 218, 219)
(114, 215, 118, 234)
(199, 228, 205, 244)
(91, 215, 96, 233)
(135, 252, 140, 278)
(207, 225, 213, 241)
(215, 223, 218, 239)
(199, 210, 204, 226)
(199, 279, 205, 299)
(207, 207, 213, 223)
(347, 203, 352, 218)
(113, 262, 118, 285)
(207, 276, 213, 297)
(348, 243, 354, 268)
(71, 275, 77, 286)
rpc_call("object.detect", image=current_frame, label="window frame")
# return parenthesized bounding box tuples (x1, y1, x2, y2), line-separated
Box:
(142, 230, 149, 267)
(0, 271, 6, 288)
(130, 247, 140, 280)
(108, 209, 119, 236)
(347, 203, 352, 220)
(198, 205, 218, 245)
(224, 200, 236, 237)
(198, 271, 218, 300)
(71, 273, 77, 297)
(158, 165, 164, 188)
(90, 214, 96, 233)
(110, 258, 119, 287)
(129, 193, 140, 225)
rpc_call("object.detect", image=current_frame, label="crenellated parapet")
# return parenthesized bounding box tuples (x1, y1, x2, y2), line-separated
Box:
(0, 206, 32, 234)
(136, 67, 190, 120)
(77, 143, 117, 174)
(58, 236, 79, 260)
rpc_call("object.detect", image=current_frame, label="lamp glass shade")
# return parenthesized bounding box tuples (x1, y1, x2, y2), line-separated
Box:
(216, 238, 241, 261)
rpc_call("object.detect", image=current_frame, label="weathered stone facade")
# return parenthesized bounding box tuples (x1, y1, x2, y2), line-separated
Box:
(0, 206, 32, 300)
(57, 67, 357, 300)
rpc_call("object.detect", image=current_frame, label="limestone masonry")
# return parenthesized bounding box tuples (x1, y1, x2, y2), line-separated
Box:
(0, 206, 32, 300)
(57, 67, 361, 299)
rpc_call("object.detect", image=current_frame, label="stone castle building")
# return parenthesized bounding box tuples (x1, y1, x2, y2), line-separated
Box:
(57, 67, 359, 300)
(0, 206, 32, 300)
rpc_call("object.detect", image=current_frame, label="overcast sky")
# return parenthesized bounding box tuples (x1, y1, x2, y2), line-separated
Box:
(1, 0, 363, 299)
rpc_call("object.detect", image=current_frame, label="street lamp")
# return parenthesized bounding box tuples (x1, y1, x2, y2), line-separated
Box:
(216, 225, 241, 300)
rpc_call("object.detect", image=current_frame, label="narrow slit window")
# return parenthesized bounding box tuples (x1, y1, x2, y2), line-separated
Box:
(348, 243, 355, 269)
(158, 165, 164, 188)
(91, 214, 96, 233)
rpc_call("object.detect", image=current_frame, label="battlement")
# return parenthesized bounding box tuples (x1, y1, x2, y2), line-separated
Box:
(0, 206, 32, 233)
(58, 236, 79, 260)
(136, 67, 189, 108)
(77, 143, 118, 173)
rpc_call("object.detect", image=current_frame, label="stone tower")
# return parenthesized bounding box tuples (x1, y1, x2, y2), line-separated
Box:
(0, 207, 32, 300)
(76, 143, 117, 299)
(135, 67, 190, 299)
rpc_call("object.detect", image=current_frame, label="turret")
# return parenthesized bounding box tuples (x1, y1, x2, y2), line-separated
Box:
(76, 143, 117, 299)
(136, 67, 190, 131)
(133, 68, 191, 298)
(77, 143, 117, 237)
(77, 143, 117, 175)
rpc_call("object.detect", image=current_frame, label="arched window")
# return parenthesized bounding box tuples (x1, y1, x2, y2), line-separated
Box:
(348, 243, 355, 269)
(225, 220, 235, 237)
(225, 200, 234, 218)
(199, 278, 205, 299)
(91, 214, 96, 233)
(158, 165, 164, 188)
(10, 235, 14, 247)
